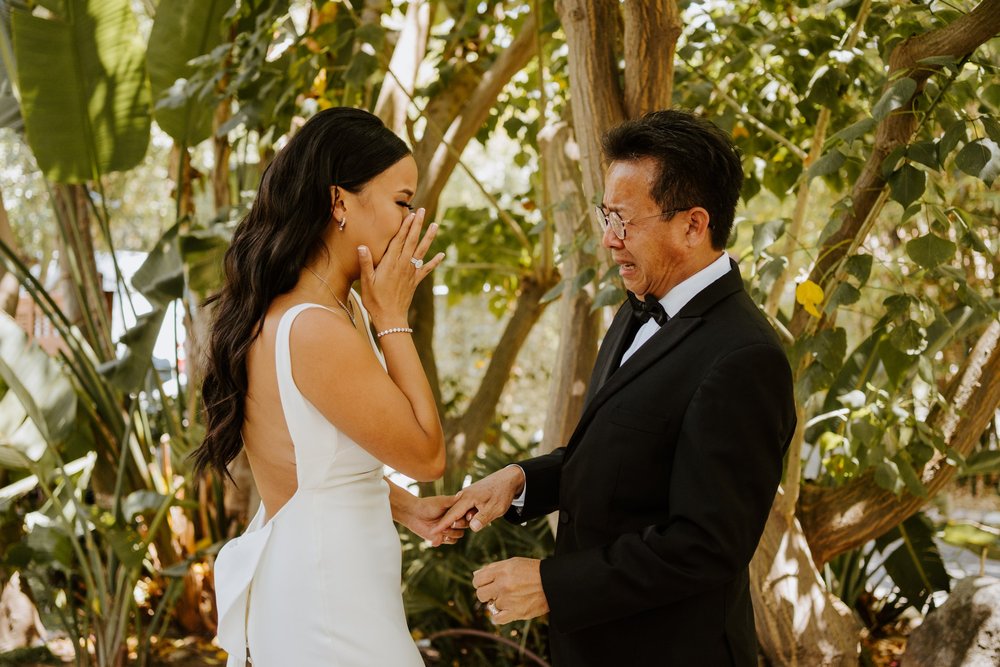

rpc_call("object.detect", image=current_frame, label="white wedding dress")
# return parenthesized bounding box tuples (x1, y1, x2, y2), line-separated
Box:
(214, 301, 423, 666)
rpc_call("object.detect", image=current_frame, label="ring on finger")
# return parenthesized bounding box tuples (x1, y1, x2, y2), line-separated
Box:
(410, 257, 423, 269)
(487, 600, 500, 615)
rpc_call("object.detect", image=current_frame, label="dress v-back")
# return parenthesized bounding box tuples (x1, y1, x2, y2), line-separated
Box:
(214, 300, 423, 666)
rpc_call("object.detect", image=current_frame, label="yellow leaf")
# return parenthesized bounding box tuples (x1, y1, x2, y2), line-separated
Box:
(311, 68, 328, 96)
(796, 280, 825, 318)
(732, 124, 749, 140)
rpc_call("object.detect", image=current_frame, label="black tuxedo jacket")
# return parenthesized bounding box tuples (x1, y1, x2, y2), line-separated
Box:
(506, 261, 796, 666)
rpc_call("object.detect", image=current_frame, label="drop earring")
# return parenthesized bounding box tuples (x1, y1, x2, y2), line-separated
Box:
(338, 217, 346, 231)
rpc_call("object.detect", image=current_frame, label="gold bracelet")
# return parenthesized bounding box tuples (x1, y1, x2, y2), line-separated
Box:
(376, 326, 414, 339)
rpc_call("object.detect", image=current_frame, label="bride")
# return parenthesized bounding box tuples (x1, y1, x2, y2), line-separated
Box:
(191, 107, 465, 666)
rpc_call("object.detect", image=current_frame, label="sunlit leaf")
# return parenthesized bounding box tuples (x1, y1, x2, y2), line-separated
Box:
(796, 280, 825, 318)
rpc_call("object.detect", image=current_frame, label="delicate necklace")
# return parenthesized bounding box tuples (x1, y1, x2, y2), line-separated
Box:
(306, 266, 356, 327)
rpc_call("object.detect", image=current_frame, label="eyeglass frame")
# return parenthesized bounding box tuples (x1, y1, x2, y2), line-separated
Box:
(594, 205, 700, 240)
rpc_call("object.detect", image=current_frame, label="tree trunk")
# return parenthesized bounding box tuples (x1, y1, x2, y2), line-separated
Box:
(751, 488, 861, 666)
(212, 100, 232, 214)
(799, 320, 1000, 568)
(0, 184, 19, 315)
(442, 275, 556, 489)
(374, 0, 431, 135)
(621, 0, 680, 118)
(51, 183, 112, 358)
(554, 0, 625, 205)
(400, 12, 539, 433)
(538, 121, 597, 455)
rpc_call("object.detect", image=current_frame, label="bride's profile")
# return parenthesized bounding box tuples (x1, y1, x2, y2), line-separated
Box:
(191, 107, 463, 666)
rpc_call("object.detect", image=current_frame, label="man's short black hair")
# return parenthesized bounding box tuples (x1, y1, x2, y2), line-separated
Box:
(602, 110, 743, 250)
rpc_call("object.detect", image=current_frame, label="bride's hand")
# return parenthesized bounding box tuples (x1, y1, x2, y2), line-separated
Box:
(358, 208, 445, 330)
(406, 494, 469, 547)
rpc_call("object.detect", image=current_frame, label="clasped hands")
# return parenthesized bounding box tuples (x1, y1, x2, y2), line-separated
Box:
(403, 466, 550, 623)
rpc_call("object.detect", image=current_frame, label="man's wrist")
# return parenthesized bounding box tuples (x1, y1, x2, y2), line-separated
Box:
(505, 464, 526, 497)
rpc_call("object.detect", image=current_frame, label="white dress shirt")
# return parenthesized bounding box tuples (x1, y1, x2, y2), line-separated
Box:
(510, 252, 732, 510)
(619, 252, 731, 365)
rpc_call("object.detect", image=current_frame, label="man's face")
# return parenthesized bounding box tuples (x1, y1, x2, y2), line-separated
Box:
(600, 158, 690, 300)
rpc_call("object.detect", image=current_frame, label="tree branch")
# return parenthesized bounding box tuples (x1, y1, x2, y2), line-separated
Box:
(622, 0, 680, 118)
(799, 319, 1000, 567)
(788, 0, 1000, 337)
(555, 0, 625, 205)
(374, 0, 431, 135)
(442, 275, 557, 488)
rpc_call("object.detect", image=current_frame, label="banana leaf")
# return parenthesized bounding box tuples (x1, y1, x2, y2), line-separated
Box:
(147, 0, 233, 146)
(11, 0, 151, 182)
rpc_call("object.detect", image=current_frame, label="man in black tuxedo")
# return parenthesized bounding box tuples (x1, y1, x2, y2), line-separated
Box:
(435, 110, 796, 666)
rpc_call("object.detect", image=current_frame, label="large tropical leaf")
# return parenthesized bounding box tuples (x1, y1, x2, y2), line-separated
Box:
(0, 312, 76, 466)
(874, 513, 950, 611)
(147, 0, 233, 146)
(0, 1, 26, 131)
(11, 0, 150, 182)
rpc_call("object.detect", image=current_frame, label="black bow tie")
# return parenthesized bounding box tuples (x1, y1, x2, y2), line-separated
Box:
(627, 291, 669, 326)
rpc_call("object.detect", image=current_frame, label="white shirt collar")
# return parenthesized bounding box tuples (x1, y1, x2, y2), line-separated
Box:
(658, 252, 731, 318)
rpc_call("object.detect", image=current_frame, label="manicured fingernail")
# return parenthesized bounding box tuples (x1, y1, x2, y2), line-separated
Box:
(358, 246, 368, 255)
(471, 519, 483, 531)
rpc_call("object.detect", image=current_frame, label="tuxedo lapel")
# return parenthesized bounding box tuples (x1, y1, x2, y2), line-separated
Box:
(583, 303, 636, 406)
(570, 259, 746, 449)
(575, 316, 702, 431)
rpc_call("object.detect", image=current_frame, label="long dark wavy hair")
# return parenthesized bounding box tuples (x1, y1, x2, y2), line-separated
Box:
(192, 107, 411, 478)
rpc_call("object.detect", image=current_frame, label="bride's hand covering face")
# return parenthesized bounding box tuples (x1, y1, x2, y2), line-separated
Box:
(358, 206, 445, 330)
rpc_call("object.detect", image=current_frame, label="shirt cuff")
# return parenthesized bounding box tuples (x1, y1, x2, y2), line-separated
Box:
(506, 464, 527, 509)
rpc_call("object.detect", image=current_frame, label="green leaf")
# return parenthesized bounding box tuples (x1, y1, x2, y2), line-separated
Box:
(147, 0, 233, 146)
(0, 314, 76, 451)
(874, 460, 901, 492)
(916, 55, 960, 70)
(954, 139, 1000, 186)
(540, 280, 566, 305)
(941, 521, 1000, 557)
(0, 2, 23, 132)
(751, 219, 786, 258)
(888, 320, 927, 357)
(807, 149, 846, 180)
(875, 513, 950, 609)
(937, 121, 966, 162)
(872, 77, 917, 122)
(97, 310, 166, 393)
(12, 0, 151, 182)
(123, 490, 172, 521)
(981, 116, 1000, 145)
(825, 282, 861, 313)
(896, 455, 928, 498)
(179, 224, 232, 295)
(906, 233, 956, 270)
(591, 283, 624, 311)
(133, 224, 185, 306)
(906, 141, 939, 170)
(960, 450, 1000, 477)
(881, 145, 906, 179)
(831, 117, 875, 144)
(888, 164, 925, 208)
(845, 254, 873, 284)
(570, 267, 596, 295)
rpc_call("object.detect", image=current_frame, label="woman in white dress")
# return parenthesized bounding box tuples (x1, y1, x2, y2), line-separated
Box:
(192, 108, 465, 666)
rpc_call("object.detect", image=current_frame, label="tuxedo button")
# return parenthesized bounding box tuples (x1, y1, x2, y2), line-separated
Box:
(558, 510, 571, 525)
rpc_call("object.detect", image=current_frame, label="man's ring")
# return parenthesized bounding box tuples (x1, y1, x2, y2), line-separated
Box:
(410, 257, 423, 269)
(487, 600, 499, 615)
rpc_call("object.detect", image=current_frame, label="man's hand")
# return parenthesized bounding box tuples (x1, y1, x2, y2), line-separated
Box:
(473, 557, 549, 624)
(405, 494, 469, 546)
(432, 465, 525, 535)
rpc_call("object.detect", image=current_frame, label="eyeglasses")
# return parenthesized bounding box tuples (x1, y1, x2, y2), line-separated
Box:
(594, 206, 695, 240)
